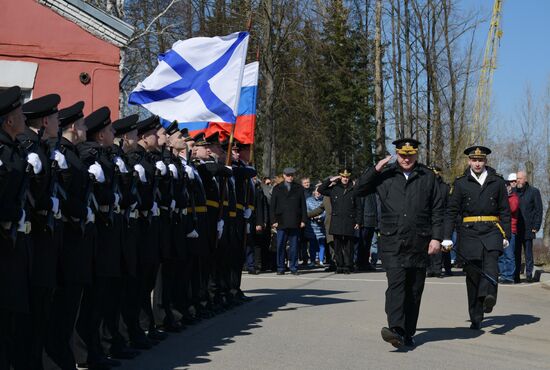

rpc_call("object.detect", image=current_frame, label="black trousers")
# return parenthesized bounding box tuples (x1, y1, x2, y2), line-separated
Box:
(120, 276, 146, 342)
(0, 310, 30, 370)
(333, 235, 354, 270)
(385, 267, 426, 337)
(357, 227, 375, 268)
(27, 285, 55, 370)
(464, 249, 499, 324)
(427, 252, 442, 274)
(46, 283, 83, 370)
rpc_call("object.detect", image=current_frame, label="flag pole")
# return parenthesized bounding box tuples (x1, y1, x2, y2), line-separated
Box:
(249, 46, 260, 166)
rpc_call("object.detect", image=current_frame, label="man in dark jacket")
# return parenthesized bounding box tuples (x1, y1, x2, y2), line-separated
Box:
(270, 167, 307, 275)
(514, 171, 543, 283)
(443, 146, 511, 330)
(355, 138, 443, 348)
(318, 169, 359, 274)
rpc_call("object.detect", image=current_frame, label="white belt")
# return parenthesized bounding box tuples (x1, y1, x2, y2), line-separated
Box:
(140, 209, 160, 218)
(126, 210, 139, 219)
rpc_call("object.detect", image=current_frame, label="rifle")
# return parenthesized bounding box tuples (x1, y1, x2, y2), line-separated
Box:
(124, 170, 141, 226)
(9, 127, 44, 243)
(107, 148, 121, 226)
(162, 143, 174, 220)
(46, 127, 67, 234)
(80, 173, 97, 234)
(148, 151, 161, 225)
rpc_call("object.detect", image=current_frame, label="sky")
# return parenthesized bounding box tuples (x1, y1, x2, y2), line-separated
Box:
(462, 0, 550, 131)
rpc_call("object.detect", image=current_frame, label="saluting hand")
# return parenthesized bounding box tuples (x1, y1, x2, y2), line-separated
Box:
(300, 222, 305, 228)
(375, 155, 393, 172)
(330, 176, 341, 183)
(428, 239, 441, 255)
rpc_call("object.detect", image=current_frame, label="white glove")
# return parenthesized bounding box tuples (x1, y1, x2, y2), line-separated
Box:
(151, 201, 159, 215)
(88, 161, 105, 183)
(114, 193, 120, 207)
(503, 239, 510, 248)
(441, 240, 453, 252)
(86, 207, 94, 223)
(217, 219, 224, 240)
(53, 150, 68, 169)
(130, 202, 138, 211)
(51, 197, 60, 214)
(184, 165, 194, 180)
(133, 164, 147, 183)
(182, 208, 188, 215)
(18, 209, 26, 229)
(170, 199, 176, 211)
(187, 229, 199, 238)
(246, 223, 251, 234)
(0, 159, 3, 167)
(243, 208, 252, 219)
(114, 157, 128, 173)
(155, 161, 167, 176)
(27, 152, 42, 174)
(168, 163, 178, 179)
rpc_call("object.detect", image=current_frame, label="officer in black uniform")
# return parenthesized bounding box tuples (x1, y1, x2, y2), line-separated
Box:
(21, 93, 65, 370)
(75, 106, 122, 370)
(46, 101, 95, 370)
(355, 138, 444, 348)
(0, 86, 32, 370)
(442, 146, 511, 330)
(318, 169, 359, 274)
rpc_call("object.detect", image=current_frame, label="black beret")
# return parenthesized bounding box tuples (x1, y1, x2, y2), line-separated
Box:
(59, 101, 85, 128)
(193, 132, 208, 146)
(113, 114, 139, 136)
(464, 145, 491, 158)
(180, 127, 194, 142)
(0, 86, 22, 117)
(85, 106, 111, 135)
(136, 115, 160, 136)
(22, 93, 60, 120)
(165, 120, 179, 135)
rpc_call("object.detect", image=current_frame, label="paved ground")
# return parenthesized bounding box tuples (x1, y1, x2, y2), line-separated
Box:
(117, 268, 550, 370)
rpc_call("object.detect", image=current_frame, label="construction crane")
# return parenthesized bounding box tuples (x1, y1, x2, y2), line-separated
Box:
(471, 0, 504, 144)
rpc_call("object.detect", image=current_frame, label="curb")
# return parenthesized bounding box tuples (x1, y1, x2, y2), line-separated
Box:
(536, 271, 550, 289)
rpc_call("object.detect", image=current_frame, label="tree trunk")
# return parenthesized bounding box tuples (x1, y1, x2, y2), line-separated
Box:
(443, 0, 457, 167)
(404, 0, 413, 137)
(261, 0, 276, 177)
(390, 0, 400, 136)
(374, 0, 386, 160)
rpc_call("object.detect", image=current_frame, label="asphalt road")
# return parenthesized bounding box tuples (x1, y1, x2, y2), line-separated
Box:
(117, 268, 550, 370)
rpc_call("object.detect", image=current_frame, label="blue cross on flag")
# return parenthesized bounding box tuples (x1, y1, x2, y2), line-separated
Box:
(129, 32, 249, 124)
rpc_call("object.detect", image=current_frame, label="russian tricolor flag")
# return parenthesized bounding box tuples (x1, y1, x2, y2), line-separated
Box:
(174, 61, 259, 143)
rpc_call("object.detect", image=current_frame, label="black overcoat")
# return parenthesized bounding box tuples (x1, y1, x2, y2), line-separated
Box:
(318, 180, 358, 237)
(355, 163, 444, 268)
(445, 167, 511, 260)
(270, 181, 307, 229)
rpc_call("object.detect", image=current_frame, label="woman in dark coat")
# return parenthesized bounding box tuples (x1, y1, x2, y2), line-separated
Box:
(318, 169, 359, 273)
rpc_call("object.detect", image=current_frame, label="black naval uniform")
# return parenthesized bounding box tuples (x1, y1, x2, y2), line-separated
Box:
(445, 166, 511, 326)
(318, 179, 358, 273)
(47, 134, 94, 370)
(0, 126, 31, 370)
(18, 126, 63, 370)
(355, 162, 444, 338)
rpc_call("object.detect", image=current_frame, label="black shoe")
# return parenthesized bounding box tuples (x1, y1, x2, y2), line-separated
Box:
(277, 271, 285, 275)
(85, 362, 113, 370)
(499, 278, 513, 284)
(104, 357, 121, 367)
(470, 321, 481, 330)
(324, 266, 336, 272)
(248, 269, 260, 275)
(163, 317, 184, 332)
(514, 277, 521, 284)
(381, 327, 404, 348)
(237, 291, 253, 302)
(483, 295, 496, 313)
(110, 346, 140, 360)
(130, 338, 153, 350)
(444, 270, 453, 276)
(404, 335, 416, 347)
(147, 328, 168, 341)
(291, 270, 299, 276)
(526, 276, 533, 283)
(426, 272, 435, 278)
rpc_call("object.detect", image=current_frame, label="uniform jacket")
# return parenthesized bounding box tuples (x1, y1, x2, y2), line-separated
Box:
(445, 167, 511, 259)
(355, 163, 444, 268)
(270, 181, 307, 229)
(357, 193, 379, 229)
(318, 180, 358, 237)
(516, 183, 543, 239)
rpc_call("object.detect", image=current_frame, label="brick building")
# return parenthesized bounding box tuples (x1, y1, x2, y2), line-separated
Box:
(0, 0, 133, 116)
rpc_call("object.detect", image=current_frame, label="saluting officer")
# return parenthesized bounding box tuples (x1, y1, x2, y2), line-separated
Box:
(0, 86, 33, 370)
(355, 138, 444, 348)
(318, 168, 359, 274)
(442, 146, 511, 330)
(21, 93, 66, 370)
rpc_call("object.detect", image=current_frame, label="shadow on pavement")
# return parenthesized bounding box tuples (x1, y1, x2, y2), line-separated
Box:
(118, 288, 356, 370)
(483, 314, 540, 335)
